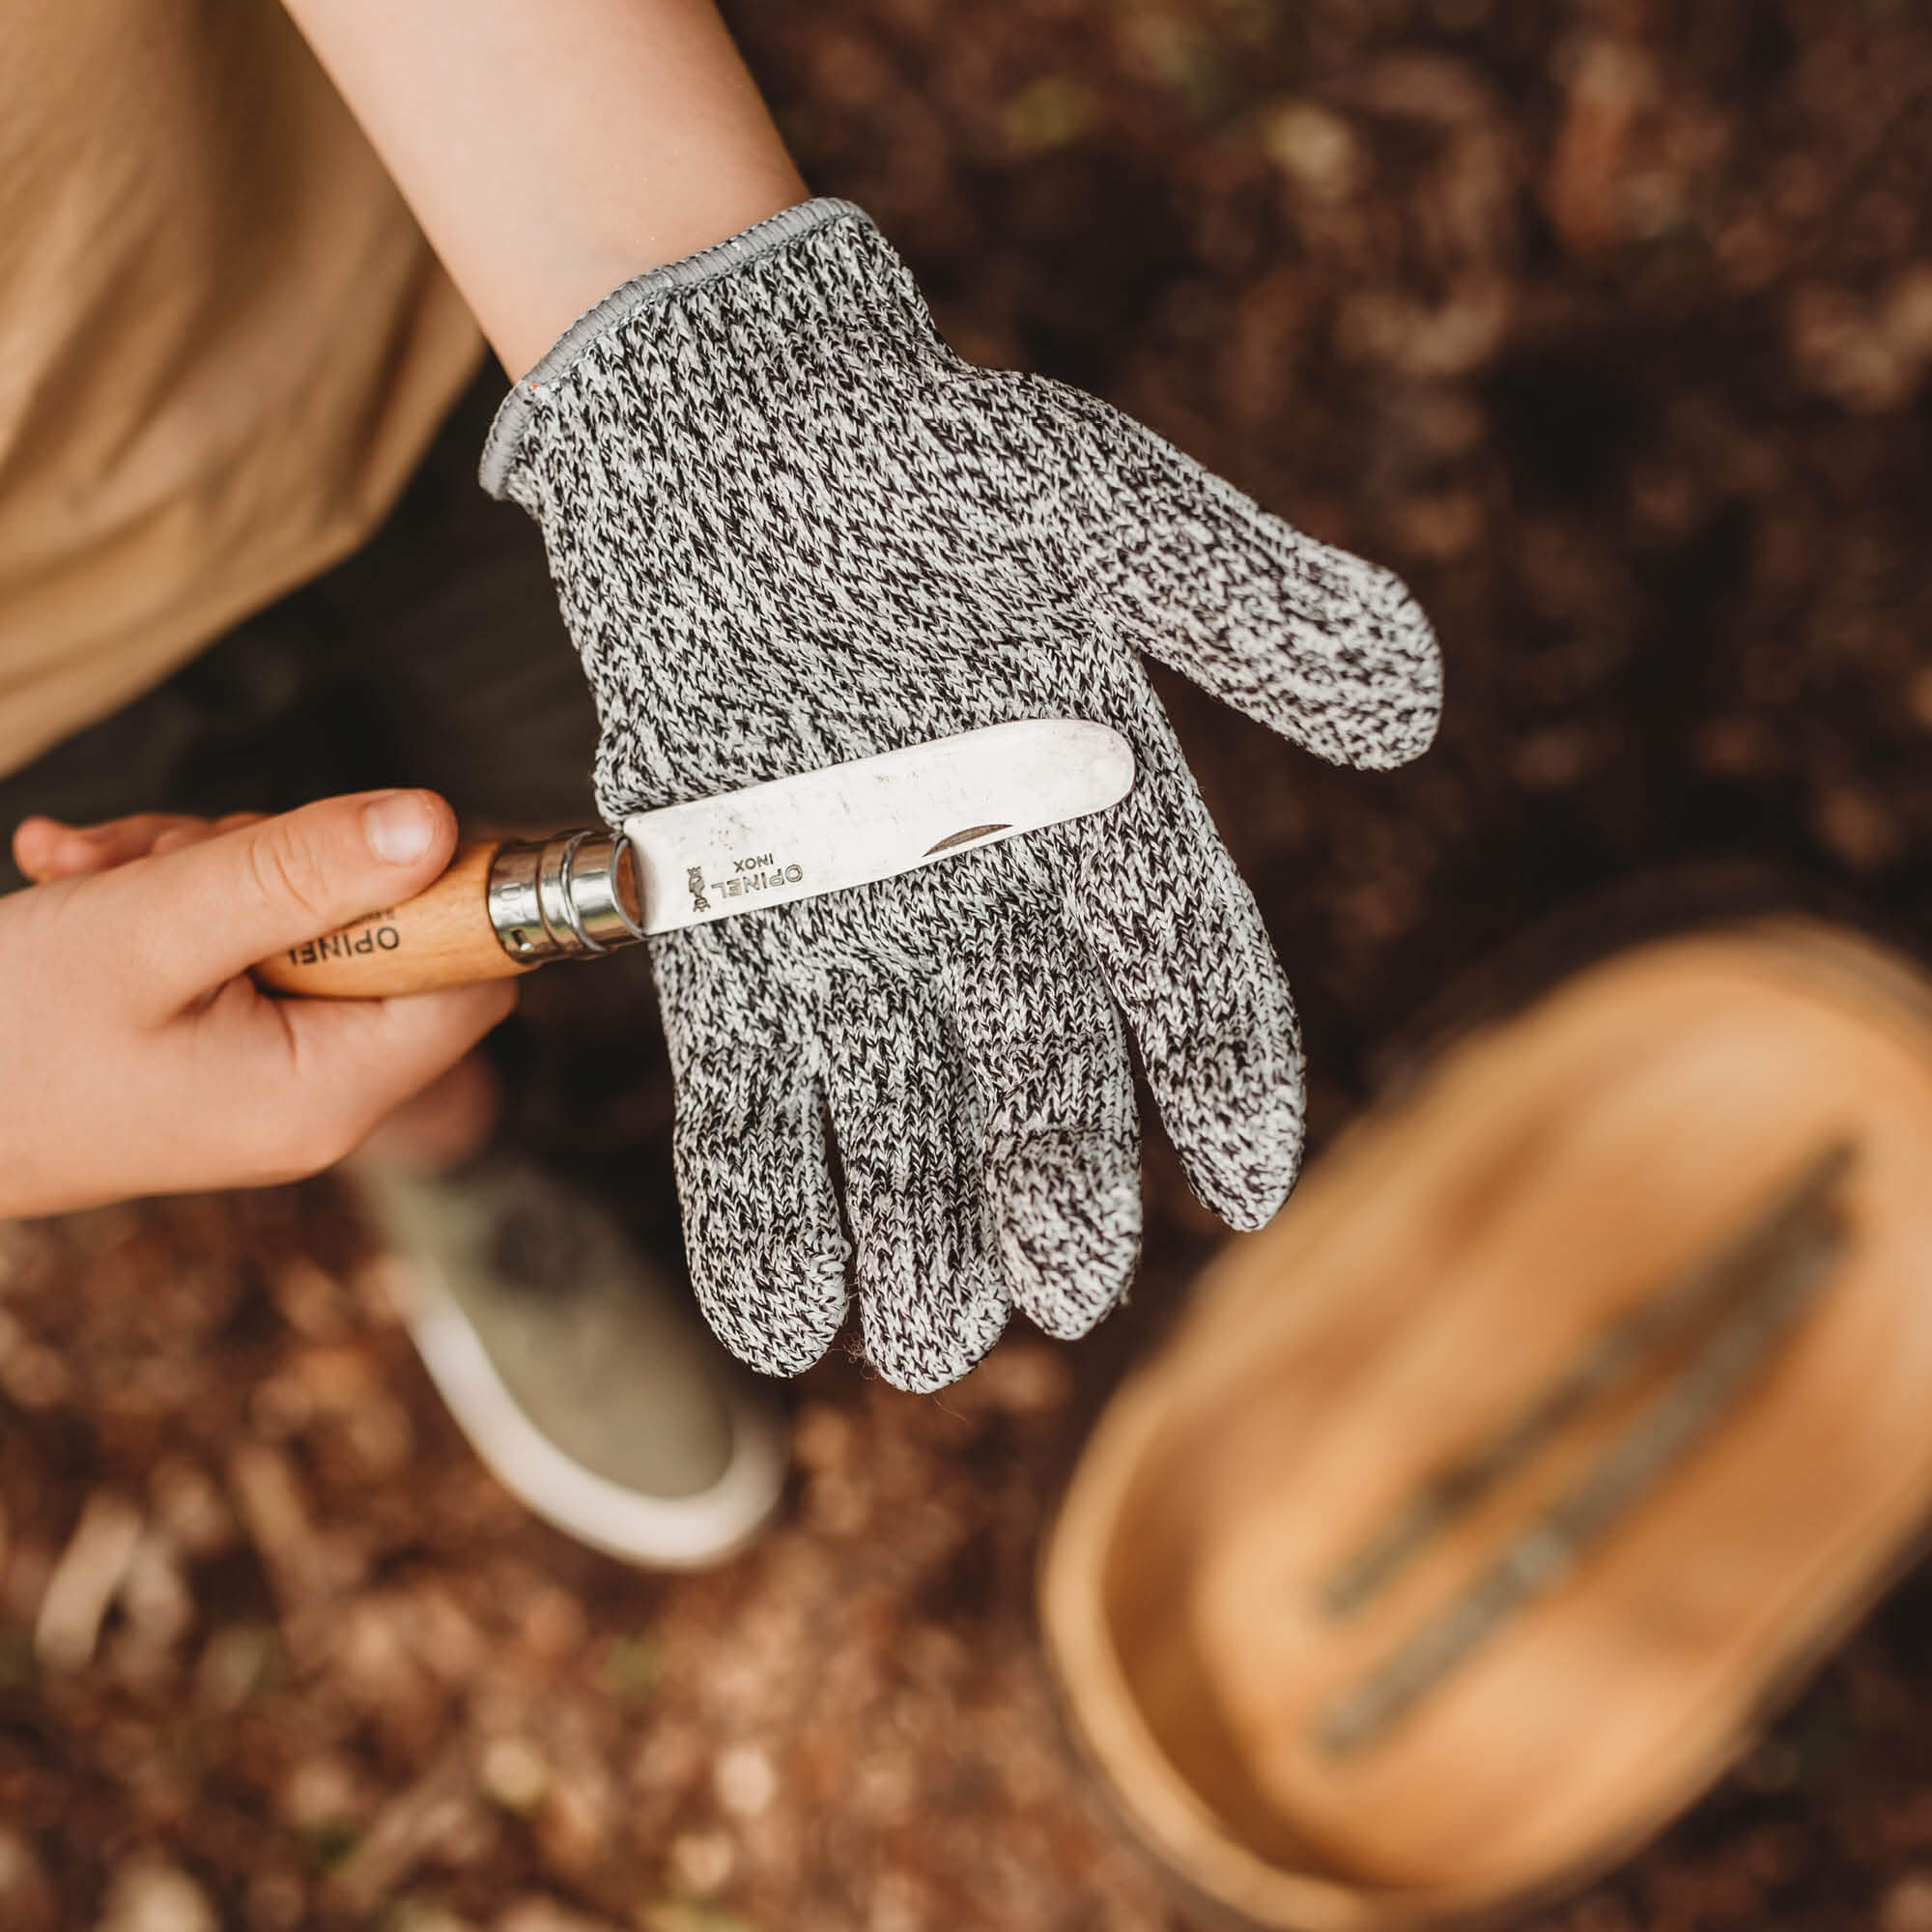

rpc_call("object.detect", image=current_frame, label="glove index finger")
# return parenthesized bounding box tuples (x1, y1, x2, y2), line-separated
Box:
(1061, 745, 1306, 1231)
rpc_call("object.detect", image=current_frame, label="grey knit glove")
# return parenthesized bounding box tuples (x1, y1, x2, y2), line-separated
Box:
(482, 198, 1439, 1393)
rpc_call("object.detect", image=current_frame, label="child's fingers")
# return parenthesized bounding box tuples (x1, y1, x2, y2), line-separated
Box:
(16, 810, 268, 883)
(11, 816, 61, 883)
(15, 812, 220, 882)
(266, 980, 522, 1173)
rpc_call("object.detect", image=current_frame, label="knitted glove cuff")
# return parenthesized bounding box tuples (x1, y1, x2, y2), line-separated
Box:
(479, 195, 886, 503)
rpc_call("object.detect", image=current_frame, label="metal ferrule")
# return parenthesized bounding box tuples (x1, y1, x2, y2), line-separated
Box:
(486, 830, 645, 964)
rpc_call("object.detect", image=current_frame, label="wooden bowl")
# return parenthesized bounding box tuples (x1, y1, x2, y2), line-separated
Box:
(1040, 920, 1932, 1929)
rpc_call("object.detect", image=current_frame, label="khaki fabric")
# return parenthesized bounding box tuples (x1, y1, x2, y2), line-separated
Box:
(0, 0, 485, 780)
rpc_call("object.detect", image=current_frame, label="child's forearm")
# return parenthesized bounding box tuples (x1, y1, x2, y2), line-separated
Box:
(279, 0, 808, 374)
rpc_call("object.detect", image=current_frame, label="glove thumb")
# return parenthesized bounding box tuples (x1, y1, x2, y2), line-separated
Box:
(1036, 379, 1442, 770)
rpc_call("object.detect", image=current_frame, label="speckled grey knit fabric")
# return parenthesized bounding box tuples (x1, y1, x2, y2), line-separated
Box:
(482, 197, 1440, 1393)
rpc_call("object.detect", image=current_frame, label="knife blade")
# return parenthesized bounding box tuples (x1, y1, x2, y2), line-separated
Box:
(626, 717, 1133, 936)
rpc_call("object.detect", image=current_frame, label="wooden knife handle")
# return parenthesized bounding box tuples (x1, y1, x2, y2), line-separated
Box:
(251, 841, 531, 999)
(251, 828, 645, 999)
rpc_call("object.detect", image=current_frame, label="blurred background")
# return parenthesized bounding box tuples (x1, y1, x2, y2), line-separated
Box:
(7, 0, 1932, 1926)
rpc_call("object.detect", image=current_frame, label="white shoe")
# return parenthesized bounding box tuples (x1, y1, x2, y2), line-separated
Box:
(352, 1151, 787, 1568)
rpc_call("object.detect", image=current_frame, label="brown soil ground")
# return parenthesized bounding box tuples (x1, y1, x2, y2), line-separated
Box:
(9, 1, 1932, 1927)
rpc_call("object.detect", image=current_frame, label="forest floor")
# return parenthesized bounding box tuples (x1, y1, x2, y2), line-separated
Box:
(10, 0, 1932, 1926)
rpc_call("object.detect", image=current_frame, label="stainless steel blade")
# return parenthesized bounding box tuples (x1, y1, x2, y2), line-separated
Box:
(622, 719, 1134, 936)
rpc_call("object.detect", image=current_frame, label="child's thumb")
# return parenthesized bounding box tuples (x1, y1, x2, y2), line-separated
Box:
(132, 791, 458, 1008)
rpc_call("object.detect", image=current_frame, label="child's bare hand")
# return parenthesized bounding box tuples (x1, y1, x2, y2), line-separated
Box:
(1, 791, 516, 1217)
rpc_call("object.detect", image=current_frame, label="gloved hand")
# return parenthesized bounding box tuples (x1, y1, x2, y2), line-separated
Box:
(482, 198, 1440, 1392)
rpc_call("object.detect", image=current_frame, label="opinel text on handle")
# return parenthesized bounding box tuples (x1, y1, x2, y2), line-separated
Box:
(251, 842, 531, 998)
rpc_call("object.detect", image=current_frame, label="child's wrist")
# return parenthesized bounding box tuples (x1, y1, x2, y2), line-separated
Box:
(494, 165, 807, 377)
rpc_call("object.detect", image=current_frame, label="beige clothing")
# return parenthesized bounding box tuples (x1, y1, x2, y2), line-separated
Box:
(0, 0, 484, 779)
